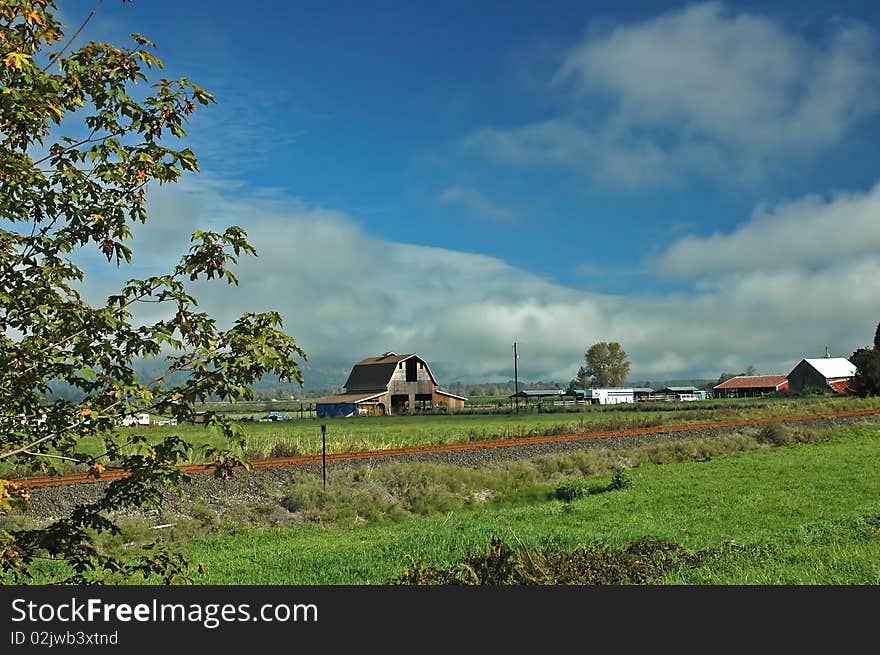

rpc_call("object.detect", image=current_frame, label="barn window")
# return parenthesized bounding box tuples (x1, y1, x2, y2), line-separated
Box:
(406, 358, 418, 382)
(399, 363, 403, 369)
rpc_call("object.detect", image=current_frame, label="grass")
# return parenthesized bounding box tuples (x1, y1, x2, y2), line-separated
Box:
(179, 423, 880, 584)
(147, 394, 880, 459)
(5, 395, 877, 480)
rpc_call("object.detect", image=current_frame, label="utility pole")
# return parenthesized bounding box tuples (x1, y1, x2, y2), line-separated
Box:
(513, 342, 519, 415)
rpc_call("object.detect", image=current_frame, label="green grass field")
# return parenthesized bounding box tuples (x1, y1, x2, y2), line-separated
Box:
(5, 395, 879, 479)
(184, 423, 880, 584)
(160, 395, 880, 459)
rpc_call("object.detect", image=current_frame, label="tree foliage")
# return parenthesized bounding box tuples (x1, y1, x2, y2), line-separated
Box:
(0, 1, 306, 583)
(849, 322, 880, 398)
(577, 342, 630, 388)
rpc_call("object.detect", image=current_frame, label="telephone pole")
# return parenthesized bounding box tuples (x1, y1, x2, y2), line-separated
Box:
(513, 342, 519, 414)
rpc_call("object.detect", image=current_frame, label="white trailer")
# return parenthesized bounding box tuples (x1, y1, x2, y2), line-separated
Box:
(583, 388, 635, 405)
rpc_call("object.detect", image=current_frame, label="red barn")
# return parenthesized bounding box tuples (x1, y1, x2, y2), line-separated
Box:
(713, 375, 789, 398)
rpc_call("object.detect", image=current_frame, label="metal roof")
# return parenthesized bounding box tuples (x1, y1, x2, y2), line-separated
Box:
(509, 389, 565, 398)
(799, 358, 856, 380)
(714, 375, 788, 390)
(827, 379, 851, 393)
(312, 391, 385, 404)
(343, 352, 439, 390)
(663, 386, 702, 392)
(435, 389, 469, 401)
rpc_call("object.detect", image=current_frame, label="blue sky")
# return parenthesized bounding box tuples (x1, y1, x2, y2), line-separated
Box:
(60, 0, 880, 384)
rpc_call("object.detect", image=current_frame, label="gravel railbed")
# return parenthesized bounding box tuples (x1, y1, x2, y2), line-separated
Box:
(17, 414, 880, 524)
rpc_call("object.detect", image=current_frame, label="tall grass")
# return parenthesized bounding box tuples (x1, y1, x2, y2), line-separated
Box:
(180, 424, 880, 584)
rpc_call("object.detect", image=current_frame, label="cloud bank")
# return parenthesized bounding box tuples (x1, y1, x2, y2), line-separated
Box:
(79, 174, 880, 384)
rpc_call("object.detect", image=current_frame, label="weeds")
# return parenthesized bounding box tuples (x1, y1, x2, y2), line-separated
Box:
(608, 466, 632, 490)
(389, 536, 701, 585)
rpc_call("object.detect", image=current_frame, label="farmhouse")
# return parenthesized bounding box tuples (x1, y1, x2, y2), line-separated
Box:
(314, 352, 467, 417)
(786, 357, 856, 394)
(714, 375, 789, 398)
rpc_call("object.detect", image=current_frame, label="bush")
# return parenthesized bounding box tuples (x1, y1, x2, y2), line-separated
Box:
(554, 480, 587, 502)
(756, 423, 792, 446)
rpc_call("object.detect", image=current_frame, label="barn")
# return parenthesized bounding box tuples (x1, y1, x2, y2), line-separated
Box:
(786, 358, 856, 394)
(314, 352, 467, 417)
(713, 375, 789, 398)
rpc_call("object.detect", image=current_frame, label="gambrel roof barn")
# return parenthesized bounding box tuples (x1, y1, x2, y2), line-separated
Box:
(314, 352, 467, 417)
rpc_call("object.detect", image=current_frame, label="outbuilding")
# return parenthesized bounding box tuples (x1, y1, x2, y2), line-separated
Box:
(582, 388, 635, 405)
(713, 375, 789, 398)
(786, 358, 856, 394)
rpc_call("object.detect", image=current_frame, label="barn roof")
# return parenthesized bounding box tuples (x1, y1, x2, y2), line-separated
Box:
(436, 389, 468, 401)
(798, 358, 856, 380)
(714, 375, 788, 390)
(343, 352, 439, 390)
(663, 386, 702, 393)
(509, 389, 565, 398)
(312, 391, 385, 404)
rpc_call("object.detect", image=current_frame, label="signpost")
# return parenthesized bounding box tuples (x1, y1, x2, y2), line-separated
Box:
(321, 423, 327, 490)
(513, 342, 519, 415)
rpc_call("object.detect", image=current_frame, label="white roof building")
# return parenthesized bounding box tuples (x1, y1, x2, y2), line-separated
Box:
(800, 358, 857, 379)
(787, 357, 857, 393)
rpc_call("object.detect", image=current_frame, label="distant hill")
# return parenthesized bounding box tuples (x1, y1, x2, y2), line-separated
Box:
(42, 355, 720, 403)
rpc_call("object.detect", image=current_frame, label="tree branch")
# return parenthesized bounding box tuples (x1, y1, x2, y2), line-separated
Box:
(43, 0, 105, 72)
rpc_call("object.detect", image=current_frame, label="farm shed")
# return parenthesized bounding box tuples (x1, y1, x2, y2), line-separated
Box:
(508, 389, 566, 409)
(714, 375, 789, 398)
(786, 358, 856, 394)
(315, 391, 385, 418)
(632, 387, 655, 401)
(661, 386, 708, 401)
(582, 388, 635, 405)
(313, 352, 467, 416)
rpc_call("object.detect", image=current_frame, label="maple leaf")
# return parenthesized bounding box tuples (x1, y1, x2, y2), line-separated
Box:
(3, 52, 31, 71)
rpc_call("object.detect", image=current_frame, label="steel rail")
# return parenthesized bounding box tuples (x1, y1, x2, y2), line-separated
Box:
(13, 407, 880, 489)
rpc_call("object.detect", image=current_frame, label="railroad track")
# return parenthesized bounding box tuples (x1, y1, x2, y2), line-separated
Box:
(14, 407, 880, 489)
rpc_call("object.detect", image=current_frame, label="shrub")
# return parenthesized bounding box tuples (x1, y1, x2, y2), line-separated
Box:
(756, 423, 792, 446)
(554, 480, 587, 502)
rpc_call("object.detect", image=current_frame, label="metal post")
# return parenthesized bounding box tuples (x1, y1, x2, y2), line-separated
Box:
(321, 423, 327, 490)
(513, 342, 519, 415)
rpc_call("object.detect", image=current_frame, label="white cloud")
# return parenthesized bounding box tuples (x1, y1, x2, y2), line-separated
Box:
(438, 185, 516, 222)
(77, 175, 880, 384)
(657, 181, 880, 277)
(468, 2, 880, 187)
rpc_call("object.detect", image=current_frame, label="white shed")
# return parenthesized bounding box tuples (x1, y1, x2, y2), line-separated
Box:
(583, 388, 635, 405)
